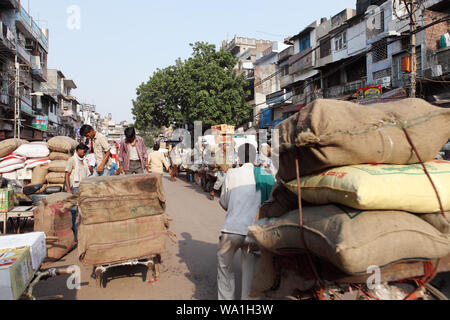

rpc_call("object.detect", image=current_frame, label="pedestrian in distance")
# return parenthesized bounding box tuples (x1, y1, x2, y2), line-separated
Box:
(169, 143, 183, 182)
(118, 127, 148, 175)
(217, 143, 275, 300)
(147, 143, 171, 176)
(80, 124, 112, 177)
(210, 141, 237, 200)
(65, 143, 90, 242)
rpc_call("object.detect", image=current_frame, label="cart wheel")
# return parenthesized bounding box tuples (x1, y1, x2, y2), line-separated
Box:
(95, 269, 103, 288)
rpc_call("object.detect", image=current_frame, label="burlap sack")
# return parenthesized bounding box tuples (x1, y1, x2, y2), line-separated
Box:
(275, 98, 450, 181)
(33, 193, 76, 261)
(48, 160, 68, 173)
(420, 213, 450, 234)
(0, 139, 28, 158)
(257, 182, 299, 220)
(47, 136, 78, 153)
(78, 174, 166, 225)
(78, 214, 168, 265)
(285, 161, 450, 214)
(31, 164, 49, 185)
(49, 152, 71, 161)
(46, 172, 65, 184)
(249, 206, 450, 275)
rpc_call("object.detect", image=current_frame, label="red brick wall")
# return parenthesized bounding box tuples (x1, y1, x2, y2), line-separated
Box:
(425, 10, 450, 51)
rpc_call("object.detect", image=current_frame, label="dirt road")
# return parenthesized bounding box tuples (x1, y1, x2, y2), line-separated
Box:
(33, 174, 237, 300)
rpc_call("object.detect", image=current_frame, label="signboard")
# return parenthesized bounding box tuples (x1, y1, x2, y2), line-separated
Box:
(32, 116, 48, 131)
(356, 85, 382, 100)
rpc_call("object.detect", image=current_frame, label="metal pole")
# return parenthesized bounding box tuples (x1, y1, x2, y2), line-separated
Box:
(14, 55, 20, 139)
(408, 0, 417, 98)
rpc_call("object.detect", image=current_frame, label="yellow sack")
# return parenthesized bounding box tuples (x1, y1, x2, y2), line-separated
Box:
(285, 160, 450, 214)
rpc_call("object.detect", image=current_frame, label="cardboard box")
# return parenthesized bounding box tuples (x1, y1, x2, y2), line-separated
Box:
(0, 188, 14, 213)
(0, 247, 34, 300)
(16, 168, 33, 180)
(0, 233, 47, 271)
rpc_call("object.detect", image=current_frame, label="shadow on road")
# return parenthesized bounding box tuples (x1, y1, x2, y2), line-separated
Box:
(177, 232, 220, 300)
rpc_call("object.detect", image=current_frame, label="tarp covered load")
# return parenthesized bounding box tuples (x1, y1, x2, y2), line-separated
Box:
(78, 174, 166, 225)
(78, 215, 170, 265)
(249, 206, 450, 275)
(77, 173, 172, 265)
(33, 193, 76, 261)
(285, 161, 450, 214)
(275, 98, 450, 181)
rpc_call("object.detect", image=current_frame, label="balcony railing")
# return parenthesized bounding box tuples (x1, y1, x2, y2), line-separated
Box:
(280, 74, 293, 88)
(436, 47, 449, 75)
(16, 43, 30, 64)
(15, 5, 49, 50)
(279, 46, 294, 62)
(289, 48, 314, 75)
(291, 93, 306, 105)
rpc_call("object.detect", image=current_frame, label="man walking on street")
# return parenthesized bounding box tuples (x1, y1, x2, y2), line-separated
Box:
(80, 124, 112, 176)
(217, 143, 275, 300)
(118, 127, 148, 175)
(148, 143, 171, 176)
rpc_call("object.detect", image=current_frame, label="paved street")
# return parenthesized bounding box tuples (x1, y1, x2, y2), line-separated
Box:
(33, 173, 243, 300)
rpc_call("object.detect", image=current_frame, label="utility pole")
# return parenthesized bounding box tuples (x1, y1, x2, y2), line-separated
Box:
(14, 55, 20, 139)
(404, 0, 418, 98)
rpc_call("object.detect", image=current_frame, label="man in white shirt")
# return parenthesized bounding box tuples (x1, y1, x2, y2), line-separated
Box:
(217, 143, 270, 300)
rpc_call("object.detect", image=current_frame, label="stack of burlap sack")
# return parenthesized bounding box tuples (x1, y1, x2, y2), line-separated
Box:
(38, 136, 78, 193)
(76, 174, 174, 265)
(248, 98, 450, 297)
(0, 140, 50, 180)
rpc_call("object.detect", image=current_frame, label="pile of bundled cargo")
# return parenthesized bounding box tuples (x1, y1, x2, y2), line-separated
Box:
(76, 174, 172, 266)
(0, 139, 50, 181)
(33, 192, 76, 261)
(248, 98, 450, 298)
(0, 136, 78, 199)
(42, 136, 78, 192)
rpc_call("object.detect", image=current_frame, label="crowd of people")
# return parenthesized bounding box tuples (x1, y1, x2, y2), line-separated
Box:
(65, 123, 277, 300)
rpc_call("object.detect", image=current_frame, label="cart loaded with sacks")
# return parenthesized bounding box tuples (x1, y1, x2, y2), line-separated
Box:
(74, 174, 176, 288)
(247, 98, 450, 300)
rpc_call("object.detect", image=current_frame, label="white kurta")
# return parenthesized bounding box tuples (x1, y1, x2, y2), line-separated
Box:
(219, 163, 262, 236)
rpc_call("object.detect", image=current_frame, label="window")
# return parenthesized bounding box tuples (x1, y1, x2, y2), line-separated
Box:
(373, 68, 391, 80)
(281, 65, 289, 77)
(334, 32, 347, 51)
(320, 37, 331, 58)
(299, 33, 311, 52)
(372, 38, 388, 62)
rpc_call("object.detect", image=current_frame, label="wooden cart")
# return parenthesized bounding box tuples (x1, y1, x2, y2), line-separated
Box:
(264, 252, 450, 300)
(92, 254, 162, 288)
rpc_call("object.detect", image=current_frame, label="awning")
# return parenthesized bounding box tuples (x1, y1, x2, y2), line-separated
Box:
(282, 104, 305, 113)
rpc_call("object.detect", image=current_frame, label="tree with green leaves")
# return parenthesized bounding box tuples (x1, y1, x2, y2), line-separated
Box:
(132, 42, 252, 132)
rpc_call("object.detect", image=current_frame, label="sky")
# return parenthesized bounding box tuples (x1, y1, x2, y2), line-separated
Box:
(29, 0, 357, 123)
